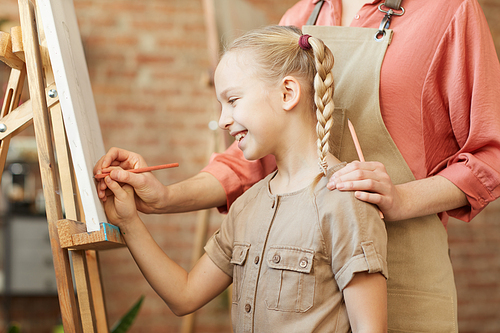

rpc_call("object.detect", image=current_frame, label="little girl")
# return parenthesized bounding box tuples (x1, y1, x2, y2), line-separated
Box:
(103, 25, 388, 332)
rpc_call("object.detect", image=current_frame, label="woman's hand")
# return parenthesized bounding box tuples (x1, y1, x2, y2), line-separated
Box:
(327, 161, 470, 221)
(327, 161, 403, 221)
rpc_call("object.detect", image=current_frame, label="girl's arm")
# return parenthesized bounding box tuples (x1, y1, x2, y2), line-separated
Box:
(94, 147, 227, 214)
(103, 176, 232, 316)
(343, 272, 387, 333)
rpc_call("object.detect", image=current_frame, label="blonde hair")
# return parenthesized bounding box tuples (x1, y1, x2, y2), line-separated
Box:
(225, 25, 335, 176)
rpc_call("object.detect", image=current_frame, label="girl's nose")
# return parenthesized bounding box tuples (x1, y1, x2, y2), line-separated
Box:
(218, 107, 233, 130)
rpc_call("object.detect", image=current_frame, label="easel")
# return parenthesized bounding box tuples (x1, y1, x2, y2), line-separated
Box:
(0, 0, 124, 332)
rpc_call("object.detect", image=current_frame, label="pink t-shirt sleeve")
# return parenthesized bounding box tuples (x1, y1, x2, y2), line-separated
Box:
(201, 141, 276, 213)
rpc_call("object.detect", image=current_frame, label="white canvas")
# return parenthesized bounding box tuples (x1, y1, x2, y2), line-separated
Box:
(38, 0, 107, 232)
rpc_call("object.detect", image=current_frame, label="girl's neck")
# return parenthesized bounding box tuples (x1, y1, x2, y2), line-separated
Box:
(269, 134, 341, 195)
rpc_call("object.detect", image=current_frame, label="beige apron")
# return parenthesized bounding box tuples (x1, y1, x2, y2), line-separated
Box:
(303, 25, 458, 332)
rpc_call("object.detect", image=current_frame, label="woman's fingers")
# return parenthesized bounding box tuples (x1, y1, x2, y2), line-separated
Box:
(328, 161, 388, 190)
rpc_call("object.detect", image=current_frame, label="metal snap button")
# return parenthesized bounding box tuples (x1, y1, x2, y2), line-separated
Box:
(245, 303, 252, 313)
(272, 254, 281, 264)
(254, 256, 260, 264)
(299, 258, 308, 268)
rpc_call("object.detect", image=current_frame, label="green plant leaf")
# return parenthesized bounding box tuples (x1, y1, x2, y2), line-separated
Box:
(111, 295, 145, 333)
(7, 323, 21, 333)
(52, 324, 64, 333)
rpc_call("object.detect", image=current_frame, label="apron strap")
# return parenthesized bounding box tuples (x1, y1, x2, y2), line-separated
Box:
(306, 0, 325, 26)
(384, 0, 403, 10)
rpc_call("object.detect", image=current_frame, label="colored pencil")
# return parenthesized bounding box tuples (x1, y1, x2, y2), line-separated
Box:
(347, 119, 384, 219)
(347, 119, 365, 162)
(95, 163, 179, 180)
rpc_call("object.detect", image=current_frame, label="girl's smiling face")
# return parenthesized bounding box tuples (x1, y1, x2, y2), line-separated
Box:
(215, 51, 284, 161)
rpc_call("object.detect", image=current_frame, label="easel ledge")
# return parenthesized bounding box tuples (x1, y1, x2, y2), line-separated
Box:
(58, 220, 125, 251)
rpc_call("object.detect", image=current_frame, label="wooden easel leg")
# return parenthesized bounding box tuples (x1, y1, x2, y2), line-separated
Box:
(86, 250, 109, 333)
(73, 250, 97, 333)
(18, 0, 82, 331)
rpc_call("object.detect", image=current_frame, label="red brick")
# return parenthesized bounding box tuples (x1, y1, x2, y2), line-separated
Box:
(135, 54, 176, 65)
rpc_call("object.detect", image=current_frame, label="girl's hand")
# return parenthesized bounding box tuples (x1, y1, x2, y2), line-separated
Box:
(94, 147, 144, 203)
(94, 147, 167, 214)
(103, 176, 140, 229)
(327, 161, 403, 221)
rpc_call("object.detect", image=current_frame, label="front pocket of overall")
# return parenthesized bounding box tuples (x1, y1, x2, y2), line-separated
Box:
(230, 243, 250, 303)
(264, 246, 315, 312)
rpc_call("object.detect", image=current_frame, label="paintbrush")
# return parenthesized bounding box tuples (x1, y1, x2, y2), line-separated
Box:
(94, 163, 179, 180)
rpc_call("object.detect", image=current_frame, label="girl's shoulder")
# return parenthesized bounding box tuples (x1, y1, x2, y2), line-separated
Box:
(313, 163, 381, 223)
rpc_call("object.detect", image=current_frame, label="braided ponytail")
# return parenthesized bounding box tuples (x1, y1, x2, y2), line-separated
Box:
(300, 35, 335, 176)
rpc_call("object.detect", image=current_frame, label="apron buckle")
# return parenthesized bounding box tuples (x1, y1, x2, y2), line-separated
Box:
(375, 3, 405, 41)
(378, 3, 405, 16)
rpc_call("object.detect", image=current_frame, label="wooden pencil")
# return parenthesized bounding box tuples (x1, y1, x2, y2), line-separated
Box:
(347, 119, 384, 219)
(347, 119, 365, 162)
(95, 163, 179, 180)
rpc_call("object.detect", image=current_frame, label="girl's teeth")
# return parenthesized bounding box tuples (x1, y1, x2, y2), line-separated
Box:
(235, 133, 246, 141)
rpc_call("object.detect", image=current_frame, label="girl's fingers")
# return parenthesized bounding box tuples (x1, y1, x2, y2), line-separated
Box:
(105, 177, 135, 199)
(105, 176, 127, 199)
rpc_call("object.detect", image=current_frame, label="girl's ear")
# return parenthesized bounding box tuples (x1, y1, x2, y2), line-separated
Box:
(281, 76, 301, 111)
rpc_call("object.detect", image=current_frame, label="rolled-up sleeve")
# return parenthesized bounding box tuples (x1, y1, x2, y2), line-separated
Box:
(424, 0, 500, 221)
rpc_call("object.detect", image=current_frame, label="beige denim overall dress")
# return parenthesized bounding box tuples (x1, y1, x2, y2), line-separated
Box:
(303, 4, 458, 332)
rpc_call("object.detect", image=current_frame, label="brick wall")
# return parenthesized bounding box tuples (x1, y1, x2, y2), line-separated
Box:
(0, 0, 500, 332)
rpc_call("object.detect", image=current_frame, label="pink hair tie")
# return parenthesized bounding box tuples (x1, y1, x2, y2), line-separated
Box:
(299, 34, 312, 50)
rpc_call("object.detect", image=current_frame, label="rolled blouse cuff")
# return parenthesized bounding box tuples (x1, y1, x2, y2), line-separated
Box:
(438, 162, 500, 222)
(204, 231, 233, 277)
(335, 241, 388, 291)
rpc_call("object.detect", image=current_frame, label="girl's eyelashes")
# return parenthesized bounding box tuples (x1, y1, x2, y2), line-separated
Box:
(228, 98, 238, 105)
